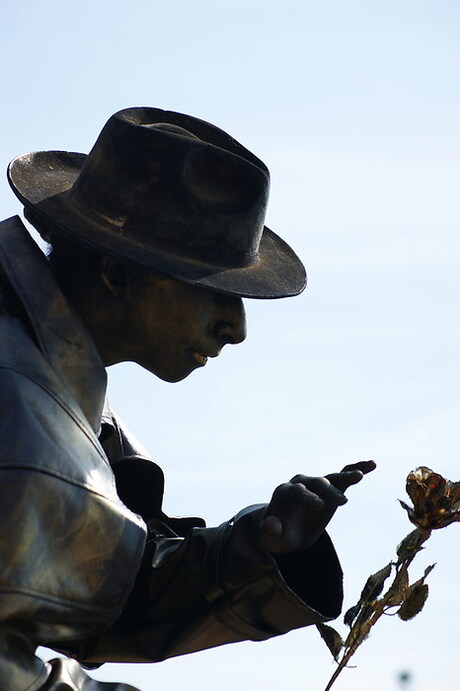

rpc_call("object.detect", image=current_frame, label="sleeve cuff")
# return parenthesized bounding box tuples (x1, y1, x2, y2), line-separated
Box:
(207, 505, 343, 639)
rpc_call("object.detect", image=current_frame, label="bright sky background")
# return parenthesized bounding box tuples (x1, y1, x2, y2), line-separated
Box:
(1, 2, 459, 690)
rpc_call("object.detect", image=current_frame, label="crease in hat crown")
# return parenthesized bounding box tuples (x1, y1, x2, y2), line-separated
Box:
(7, 106, 307, 299)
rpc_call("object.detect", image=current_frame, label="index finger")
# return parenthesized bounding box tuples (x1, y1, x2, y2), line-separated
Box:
(325, 470, 364, 493)
(326, 461, 376, 493)
(341, 460, 376, 475)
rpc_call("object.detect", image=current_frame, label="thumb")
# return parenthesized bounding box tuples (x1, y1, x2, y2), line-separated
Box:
(261, 514, 283, 538)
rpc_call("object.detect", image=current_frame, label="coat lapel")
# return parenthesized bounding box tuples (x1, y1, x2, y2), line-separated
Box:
(0, 215, 107, 433)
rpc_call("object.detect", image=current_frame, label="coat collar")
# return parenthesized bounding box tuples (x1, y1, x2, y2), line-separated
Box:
(0, 215, 107, 433)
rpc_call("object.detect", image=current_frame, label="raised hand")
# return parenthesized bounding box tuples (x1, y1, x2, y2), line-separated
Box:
(259, 461, 376, 555)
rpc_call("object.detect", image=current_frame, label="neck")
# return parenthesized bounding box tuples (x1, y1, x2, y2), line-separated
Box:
(57, 282, 125, 367)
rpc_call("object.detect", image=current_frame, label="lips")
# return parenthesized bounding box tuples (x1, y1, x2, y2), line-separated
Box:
(190, 350, 208, 366)
(189, 348, 221, 366)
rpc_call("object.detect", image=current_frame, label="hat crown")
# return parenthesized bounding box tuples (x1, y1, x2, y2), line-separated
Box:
(7, 107, 306, 298)
(69, 108, 269, 267)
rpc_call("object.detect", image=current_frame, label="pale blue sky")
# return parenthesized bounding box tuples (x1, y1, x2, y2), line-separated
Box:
(1, 1, 459, 690)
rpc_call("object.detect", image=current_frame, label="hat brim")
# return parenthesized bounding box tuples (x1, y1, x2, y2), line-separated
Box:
(8, 150, 307, 299)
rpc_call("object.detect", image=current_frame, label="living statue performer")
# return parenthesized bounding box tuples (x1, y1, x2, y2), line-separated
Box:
(0, 107, 375, 690)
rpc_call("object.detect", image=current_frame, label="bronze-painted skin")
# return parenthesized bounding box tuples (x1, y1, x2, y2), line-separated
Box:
(0, 108, 375, 690)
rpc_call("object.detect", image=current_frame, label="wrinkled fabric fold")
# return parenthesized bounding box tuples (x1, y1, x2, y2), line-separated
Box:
(41, 658, 140, 691)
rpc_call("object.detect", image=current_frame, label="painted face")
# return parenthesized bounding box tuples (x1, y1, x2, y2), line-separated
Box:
(125, 274, 247, 382)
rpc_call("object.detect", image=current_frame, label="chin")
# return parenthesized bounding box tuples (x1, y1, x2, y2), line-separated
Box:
(140, 362, 195, 383)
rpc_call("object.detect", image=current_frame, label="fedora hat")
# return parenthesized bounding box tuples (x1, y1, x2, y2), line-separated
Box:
(7, 107, 306, 298)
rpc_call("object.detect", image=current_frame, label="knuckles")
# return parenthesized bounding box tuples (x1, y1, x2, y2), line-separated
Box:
(289, 474, 331, 493)
(271, 481, 314, 508)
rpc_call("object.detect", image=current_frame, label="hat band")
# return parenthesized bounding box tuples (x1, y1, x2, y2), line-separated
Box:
(60, 191, 261, 269)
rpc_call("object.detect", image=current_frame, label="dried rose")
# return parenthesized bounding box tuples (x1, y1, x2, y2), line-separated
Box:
(399, 466, 460, 530)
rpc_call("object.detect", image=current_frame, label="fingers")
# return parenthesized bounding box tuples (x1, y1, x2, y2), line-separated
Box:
(262, 481, 333, 554)
(326, 460, 375, 493)
(261, 462, 376, 555)
(341, 460, 376, 475)
(268, 462, 376, 527)
(325, 470, 363, 493)
(271, 481, 326, 512)
(289, 475, 348, 507)
(289, 461, 376, 500)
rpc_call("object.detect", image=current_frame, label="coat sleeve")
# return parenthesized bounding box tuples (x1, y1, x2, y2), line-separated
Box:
(55, 409, 343, 666)
(61, 505, 343, 665)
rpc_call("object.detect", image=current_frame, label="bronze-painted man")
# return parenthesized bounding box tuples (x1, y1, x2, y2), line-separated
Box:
(0, 107, 375, 690)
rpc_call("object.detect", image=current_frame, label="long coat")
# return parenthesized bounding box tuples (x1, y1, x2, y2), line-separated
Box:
(0, 216, 343, 690)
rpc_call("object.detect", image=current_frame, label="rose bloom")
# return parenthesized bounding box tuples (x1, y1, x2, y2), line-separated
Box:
(400, 466, 460, 530)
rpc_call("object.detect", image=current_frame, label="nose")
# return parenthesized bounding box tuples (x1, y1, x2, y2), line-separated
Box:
(215, 296, 247, 345)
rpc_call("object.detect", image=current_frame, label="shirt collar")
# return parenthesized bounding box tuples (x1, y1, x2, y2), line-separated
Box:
(0, 215, 107, 434)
